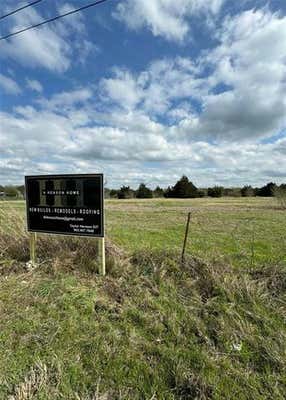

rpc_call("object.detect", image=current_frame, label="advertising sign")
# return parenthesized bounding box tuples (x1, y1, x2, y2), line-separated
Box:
(25, 174, 104, 237)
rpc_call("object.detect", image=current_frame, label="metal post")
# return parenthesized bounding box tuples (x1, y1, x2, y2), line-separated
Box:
(99, 237, 106, 276)
(30, 232, 37, 265)
(181, 212, 191, 264)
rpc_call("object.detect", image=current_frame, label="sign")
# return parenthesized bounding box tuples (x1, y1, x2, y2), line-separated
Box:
(25, 174, 104, 237)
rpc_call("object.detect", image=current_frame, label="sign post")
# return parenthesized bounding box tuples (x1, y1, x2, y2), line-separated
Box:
(30, 232, 37, 266)
(99, 237, 106, 276)
(25, 174, 105, 274)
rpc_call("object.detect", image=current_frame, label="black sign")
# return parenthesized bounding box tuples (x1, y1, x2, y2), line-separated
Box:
(25, 174, 104, 237)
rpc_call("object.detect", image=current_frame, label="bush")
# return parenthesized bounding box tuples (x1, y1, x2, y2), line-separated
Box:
(117, 186, 135, 199)
(273, 185, 286, 209)
(241, 185, 255, 197)
(4, 186, 19, 198)
(224, 188, 242, 197)
(207, 186, 224, 198)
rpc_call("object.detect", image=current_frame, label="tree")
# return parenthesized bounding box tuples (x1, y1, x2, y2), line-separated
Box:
(165, 176, 199, 198)
(4, 186, 19, 197)
(117, 186, 135, 199)
(241, 185, 254, 197)
(109, 189, 119, 199)
(197, 189, 206, 198)
(207, 186, 224, 198)
(256, 182, 277, 197)
(136, 183, 153, 199)
(153, 186, 165, 198)
(17, 185, 25, 197)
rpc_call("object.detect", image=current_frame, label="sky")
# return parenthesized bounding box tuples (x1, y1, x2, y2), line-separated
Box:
(0, 0, 286, 188)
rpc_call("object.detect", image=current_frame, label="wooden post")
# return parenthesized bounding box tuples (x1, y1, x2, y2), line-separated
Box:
(30, 232, 37, 265)
(181, 212, 191, 264)
(98, 237, 106, 276)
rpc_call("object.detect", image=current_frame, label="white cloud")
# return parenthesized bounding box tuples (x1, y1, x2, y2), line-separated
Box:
(197, 8, 286, 141)
(1, 86, 286, 187)
(26, 79, 43, 93)
(114, 0, 225, 42)
(37, 88, 93, 112)
(1, 7, 286, 187)
(100, 57, 203, 116)
(0, 5, 93, 72)
(107, 8, 286, 142)
(100, 69, 143, 110)
(0, 73, 21, 95)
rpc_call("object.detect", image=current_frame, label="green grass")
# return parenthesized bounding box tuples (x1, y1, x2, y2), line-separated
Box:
(3, 197, 284, 267)
(0, 198, 285, 399)
(106, 197, 286, 267)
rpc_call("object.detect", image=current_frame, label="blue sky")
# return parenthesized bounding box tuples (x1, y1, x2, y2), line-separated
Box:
(0, 0, 286, 188)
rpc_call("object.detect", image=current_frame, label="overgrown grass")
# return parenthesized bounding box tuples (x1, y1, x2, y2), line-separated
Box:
(0, 199, 286, 399)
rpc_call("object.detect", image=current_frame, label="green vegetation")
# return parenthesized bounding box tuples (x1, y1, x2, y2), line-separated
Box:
(0, 198, 286, 399)
(165, 176, 200, 198)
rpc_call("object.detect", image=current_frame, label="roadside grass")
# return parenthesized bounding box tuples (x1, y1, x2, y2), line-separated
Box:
(0, 198, 285, 399)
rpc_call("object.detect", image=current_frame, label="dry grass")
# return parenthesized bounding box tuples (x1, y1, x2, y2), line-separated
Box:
(0, 206, 128, 276)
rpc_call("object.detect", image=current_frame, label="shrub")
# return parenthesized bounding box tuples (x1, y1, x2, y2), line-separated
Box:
(273, 185, 286, 209)
(207, 186, 224, 197)
(241, 185, 255, 197)
(117, 186, 135, 199)
(4, 186, 19, 198)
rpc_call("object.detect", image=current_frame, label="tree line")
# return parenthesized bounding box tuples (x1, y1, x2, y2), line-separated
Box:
(106, 177, 286, 199)
(0, 185, 25, 198)
(1, 178, 285, 200)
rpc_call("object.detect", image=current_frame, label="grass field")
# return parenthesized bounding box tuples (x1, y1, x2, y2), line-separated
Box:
(0, 198, 285, 399)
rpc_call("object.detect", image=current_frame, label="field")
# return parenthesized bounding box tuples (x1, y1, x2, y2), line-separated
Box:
(0, 198, 285, 399)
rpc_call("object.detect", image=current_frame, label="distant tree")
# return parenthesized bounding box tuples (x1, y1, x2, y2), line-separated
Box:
(109, 189, 119, 199)
(207, 186, 224, 198)
(4, 186, 19, 197)
(153, 186, 165, 198)
(224, 188, 241, 197)
(165, 176, 199, 198)
(104, 188, 111, 199)
(257, 182, 277, 197)
(117, 186, 135, 199)
(136, 183, 153, 199)
(164, 186, 172, 198)
(241, 185, 255, 197)
(17, 185, 25, 196)
(197, 189, 206, 198)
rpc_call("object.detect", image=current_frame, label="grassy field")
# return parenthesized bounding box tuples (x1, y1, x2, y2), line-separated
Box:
(0, 198, 285, 399)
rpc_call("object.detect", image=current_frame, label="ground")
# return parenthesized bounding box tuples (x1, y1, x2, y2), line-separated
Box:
(0, 198, 285, 399)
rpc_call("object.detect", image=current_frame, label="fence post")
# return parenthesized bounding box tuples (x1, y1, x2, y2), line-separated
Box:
(181, 212, 191, 264)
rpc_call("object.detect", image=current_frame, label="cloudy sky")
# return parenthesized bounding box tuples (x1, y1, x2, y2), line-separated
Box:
(0, 0, 286, 188)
